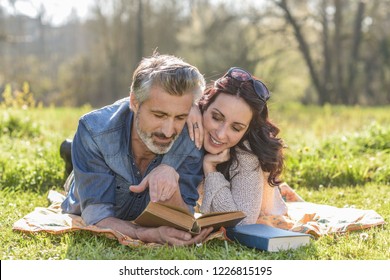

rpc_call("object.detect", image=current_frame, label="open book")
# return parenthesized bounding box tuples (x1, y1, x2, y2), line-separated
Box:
(226, 224, 311, 252)
(134, 202, 246, 235)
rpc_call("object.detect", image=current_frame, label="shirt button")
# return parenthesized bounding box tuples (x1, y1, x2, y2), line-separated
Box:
(137, 195, 142, 199)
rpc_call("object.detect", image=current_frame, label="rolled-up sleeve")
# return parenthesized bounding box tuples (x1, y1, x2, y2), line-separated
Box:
(161, 128, 204, 212)
(162, 151, 203, 212)
(199, 172, 230, 213)
(71, 120, 116, 225)
(81, 204, 114, 225)
(200, 147, 263, 225)
(176, 153, 203, 211)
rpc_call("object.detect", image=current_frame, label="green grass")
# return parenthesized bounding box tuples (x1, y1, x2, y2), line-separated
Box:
(0, 103, 389, 260)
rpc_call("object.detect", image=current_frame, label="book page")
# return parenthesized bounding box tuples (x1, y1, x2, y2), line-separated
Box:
(134, 202, 195, 231)
(197, 211, 246, 230)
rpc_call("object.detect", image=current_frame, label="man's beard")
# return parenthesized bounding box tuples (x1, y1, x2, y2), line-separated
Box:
(135, 112, 178, 154)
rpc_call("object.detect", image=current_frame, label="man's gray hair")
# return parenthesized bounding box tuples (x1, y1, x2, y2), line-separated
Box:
(130, 53, 205, 104)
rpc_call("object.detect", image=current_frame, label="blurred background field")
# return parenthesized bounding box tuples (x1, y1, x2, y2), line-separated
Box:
(1, 0, 389, 108)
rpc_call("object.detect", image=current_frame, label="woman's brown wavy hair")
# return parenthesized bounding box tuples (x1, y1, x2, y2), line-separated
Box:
(198, 75, 285, 186)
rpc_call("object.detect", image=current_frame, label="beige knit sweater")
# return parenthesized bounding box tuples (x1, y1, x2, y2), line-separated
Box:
(199, 142, 287, 224)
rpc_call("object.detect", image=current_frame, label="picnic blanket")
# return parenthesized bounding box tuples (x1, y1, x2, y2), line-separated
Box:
(13, 186, 385, 247)
(254, 183, 385, 237)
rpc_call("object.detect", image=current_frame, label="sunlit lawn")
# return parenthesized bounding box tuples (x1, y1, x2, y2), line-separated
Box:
(0, 103, 389, 260)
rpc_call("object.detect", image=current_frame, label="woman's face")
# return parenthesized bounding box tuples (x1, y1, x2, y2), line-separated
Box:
(202, 93, 253, 154)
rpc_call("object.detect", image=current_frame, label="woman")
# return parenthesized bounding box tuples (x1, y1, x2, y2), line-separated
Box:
(194, 67, 288, 224)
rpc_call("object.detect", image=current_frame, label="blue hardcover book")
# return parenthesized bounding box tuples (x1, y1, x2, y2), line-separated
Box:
(226, 224, 311, 252)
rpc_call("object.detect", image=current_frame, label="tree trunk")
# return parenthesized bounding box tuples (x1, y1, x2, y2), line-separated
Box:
(136, 0, 144, 64)
(333, 0, 346, 104)
(321, 0, 332, 103)
(276, 0, 327, 105)
(347, 0, 365, 104)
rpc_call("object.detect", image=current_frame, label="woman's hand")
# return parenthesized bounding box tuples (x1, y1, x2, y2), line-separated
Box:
(186, 104, 203, 150)
(278, 183, 305, 202)
(203, 149, 230, 175)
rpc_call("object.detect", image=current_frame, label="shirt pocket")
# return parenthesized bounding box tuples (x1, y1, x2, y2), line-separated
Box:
(114, 175, 148, 221)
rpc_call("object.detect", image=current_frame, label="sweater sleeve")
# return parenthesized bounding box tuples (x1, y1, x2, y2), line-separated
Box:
(260, 173, 288, 216)
(199, 146, 263, 224)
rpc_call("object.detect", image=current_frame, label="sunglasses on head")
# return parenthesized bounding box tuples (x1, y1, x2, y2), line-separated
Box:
(223, 67, 270, 103)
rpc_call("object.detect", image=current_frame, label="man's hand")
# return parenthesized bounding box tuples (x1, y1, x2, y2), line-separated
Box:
(203, 149, 230, 175)
(97, 217, 213, 246)
(186, 104, 203, 150)
(129, 164, 179, 202)
(137, 226, 214, 246)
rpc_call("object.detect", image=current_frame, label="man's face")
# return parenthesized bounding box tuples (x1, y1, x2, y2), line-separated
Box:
(131, 86, 193, 154)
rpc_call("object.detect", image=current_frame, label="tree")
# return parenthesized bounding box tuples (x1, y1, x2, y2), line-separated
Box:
(273, 0, 389, 105)
(2, 0, 389, 106)
(178, 0, 268, 79)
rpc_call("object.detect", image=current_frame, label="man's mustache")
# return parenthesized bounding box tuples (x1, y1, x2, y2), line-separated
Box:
(152, 132, 177, 140)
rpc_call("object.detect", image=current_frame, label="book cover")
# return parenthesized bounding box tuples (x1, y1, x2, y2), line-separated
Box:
(134, 202, 246, 235)
(225, 224, 311, 252)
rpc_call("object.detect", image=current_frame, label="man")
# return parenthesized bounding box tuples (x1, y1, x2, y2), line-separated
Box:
(61, 53, 212, 245)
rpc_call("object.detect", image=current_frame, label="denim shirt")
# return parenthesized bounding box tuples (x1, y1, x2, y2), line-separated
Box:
(61, 98, 204, 225)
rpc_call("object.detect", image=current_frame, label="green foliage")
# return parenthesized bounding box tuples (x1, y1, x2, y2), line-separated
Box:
(0, 102, 90, 194)
(0, 82, 42, 138)
(284, 121, 390, 188)
(0, 111, 41, 138)
(1, 82, 37, 109)
(2, 0, 389, 107)
(0, 90, 65, 193)
(0, 139, 64, 193)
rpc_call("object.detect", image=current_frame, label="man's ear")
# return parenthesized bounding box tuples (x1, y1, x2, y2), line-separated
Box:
(130, 93, 139, 112)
